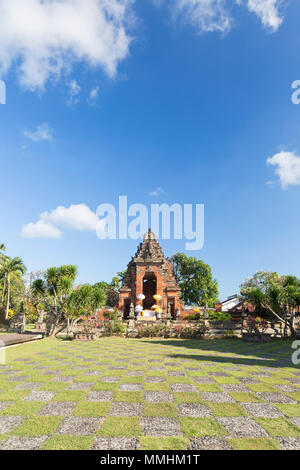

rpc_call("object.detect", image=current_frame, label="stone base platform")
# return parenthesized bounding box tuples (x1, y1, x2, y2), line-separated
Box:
(0, 333, 43, 347)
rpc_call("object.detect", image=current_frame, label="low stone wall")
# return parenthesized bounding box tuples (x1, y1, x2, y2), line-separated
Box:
(124, 319, 287, 339)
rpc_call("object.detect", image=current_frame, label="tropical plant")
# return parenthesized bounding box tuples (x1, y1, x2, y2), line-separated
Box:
(171, 253, 219, 308)
(240, 271, 300, 338)
(66, 283, 106, 338)
(244, 316, 268, 335)
(32, 265, 78, 336)
(0, 257, 26, 319)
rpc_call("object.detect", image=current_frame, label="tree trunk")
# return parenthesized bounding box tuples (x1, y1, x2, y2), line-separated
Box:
(288, 310, 297, 338)
(66, 317, 71, 339)
(1, 274, 6, 305)
(5, 274, 10, 320)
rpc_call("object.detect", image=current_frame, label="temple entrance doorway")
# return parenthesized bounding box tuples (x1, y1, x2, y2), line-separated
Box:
(168, 298, 175, 319)
(143, 272, 157, 310)
(124, 299, 131, 319)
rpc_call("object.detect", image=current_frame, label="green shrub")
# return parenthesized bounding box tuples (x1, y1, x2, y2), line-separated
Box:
(208, 311, 231, 322)
(103, 309, 118, 321)
(103, 320, 127, 337)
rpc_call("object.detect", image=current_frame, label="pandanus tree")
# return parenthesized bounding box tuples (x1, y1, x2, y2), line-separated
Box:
(0, 257, 26, 319)
(65, 283, 107, 338)
(32, 265, 78, 336)
(240, 271, 300, 338)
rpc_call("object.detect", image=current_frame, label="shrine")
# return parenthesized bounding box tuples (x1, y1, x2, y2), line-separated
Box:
(119, 229, 182, 320)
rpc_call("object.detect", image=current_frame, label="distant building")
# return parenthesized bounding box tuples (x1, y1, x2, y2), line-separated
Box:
(218, 295, 240, 312)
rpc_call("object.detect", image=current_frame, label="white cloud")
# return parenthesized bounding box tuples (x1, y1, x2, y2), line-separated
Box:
(40, 204, 100, 231)
(68, 79, 81, 105)
(267, 151, 300, 189)
(22, 220, 62, 239)
(246, 0, 283, 31)
(155, 0, 284, 33)
(0, 0, 133, 90)
(89, 86, 100, 103)
(22, 203, 106, 239)
(173, 0, 232, 34)
(24, 123, 53, 142)
(149, 187, 165, 197)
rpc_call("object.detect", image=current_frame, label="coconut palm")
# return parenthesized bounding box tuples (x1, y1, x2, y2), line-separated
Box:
(0, 257, 26, 319)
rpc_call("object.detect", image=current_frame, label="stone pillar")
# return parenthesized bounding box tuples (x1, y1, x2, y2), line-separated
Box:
(135, 268, 144, 307)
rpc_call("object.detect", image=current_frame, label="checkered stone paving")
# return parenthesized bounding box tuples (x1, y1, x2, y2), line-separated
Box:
(0, 337, 299, 450)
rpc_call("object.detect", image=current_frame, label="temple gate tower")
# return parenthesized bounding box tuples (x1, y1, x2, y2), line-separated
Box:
(119, 229, 182, 319)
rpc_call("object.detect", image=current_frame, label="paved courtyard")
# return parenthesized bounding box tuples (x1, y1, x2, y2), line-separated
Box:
(0, 337, 300, 450)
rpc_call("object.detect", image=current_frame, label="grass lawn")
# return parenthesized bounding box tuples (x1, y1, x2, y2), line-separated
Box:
(0, 337, 299, 450)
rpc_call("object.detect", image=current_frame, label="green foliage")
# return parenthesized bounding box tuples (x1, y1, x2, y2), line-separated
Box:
(187, 310, 231, 322)
(102, 309, 118, 320)
(32, 265, 78, 336)
(0, 253, 26, 319)
(67, 283, 107, 321)
(208, 311, 231, 322)
(102, 320, 127, 337)
(135, 323, 207, 338)
(171, 253, 219, 307)
(241, 271, 300, 336)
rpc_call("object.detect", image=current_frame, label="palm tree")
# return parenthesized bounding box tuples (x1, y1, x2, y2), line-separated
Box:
(0, 257, 26, 319)
(0, 245, 7, 306)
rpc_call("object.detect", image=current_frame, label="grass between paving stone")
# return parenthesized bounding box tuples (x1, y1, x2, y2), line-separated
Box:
(174, 393, 204, 403)
(144, 383, 170, 392)
(73, 376, 98, 383)
(286, 392, 300, 402)
(260, 377, 288, 385)
(92, 383, 119, 391)
(196, 384, 222, 392)
(54, 391, 87, 402)
(13, 416, 62, 437)
(167, 376, 192, 384)
(146, 371, 167, 378)
(42, 435, 94, 450)
(144, 403, 178, 417)
(0, 390, 29, 401)
(255, 418, 300, 437)
(229, 438, 280, 450)
(229, 392, 263, 403)
(0, 401, 44, 416)
(214, 377, 240, 385)
(246, 384, 277, 392)
(140, 437, 189, 450)
(180, 417, 226, 437)
(38, 382, 69, 392)
(73, 402, 111, 417)
(114, 391, 143, 402)
(275, 404, 300, 417)
(97, 417, 141, 437)
(209, 403, 247, 417)
(121, 376, 144, 384)
(0, 337, 296, 450)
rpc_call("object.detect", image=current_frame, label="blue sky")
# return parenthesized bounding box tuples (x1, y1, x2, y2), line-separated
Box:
(0, 0, 300, 300)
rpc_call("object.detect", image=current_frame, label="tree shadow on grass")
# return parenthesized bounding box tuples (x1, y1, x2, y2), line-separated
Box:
(138, 338, 298, 369)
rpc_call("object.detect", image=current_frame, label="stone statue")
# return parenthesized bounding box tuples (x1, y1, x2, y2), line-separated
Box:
(167, 303, 172, 320)
(129, 303, 135, 319)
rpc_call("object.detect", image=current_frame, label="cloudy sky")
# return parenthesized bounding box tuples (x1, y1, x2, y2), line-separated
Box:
(0, 0, 300, 300)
